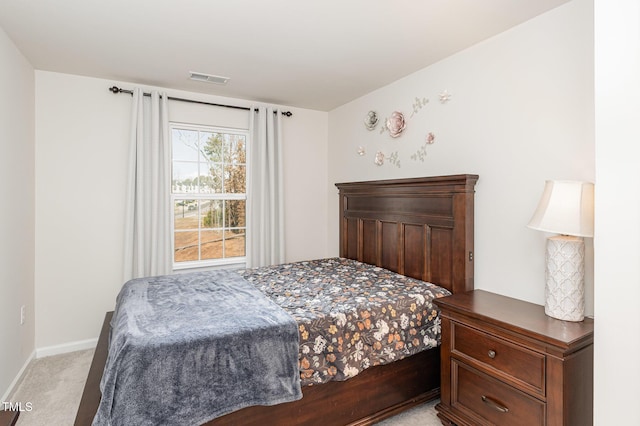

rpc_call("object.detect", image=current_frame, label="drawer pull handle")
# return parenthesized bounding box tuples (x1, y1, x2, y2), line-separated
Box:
(481, 395, 509, 413)
(488, 350, 496, 359)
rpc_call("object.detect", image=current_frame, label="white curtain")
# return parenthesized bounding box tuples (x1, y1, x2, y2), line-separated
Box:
(247, 106, 285, 267)
(123, 89, 172, 281)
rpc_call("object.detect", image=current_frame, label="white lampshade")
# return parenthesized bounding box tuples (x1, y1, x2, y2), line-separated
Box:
(527, 180, 594, 237)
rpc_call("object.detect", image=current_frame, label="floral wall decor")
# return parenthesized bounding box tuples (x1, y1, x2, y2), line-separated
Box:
(374, 151, 385, 166)
(374, 150, 400, 168)
(364, 111, 379, 130)
(385, 111, 406, 138)
(439, 90, 452, 103)
(410, 132, 436, 162)
(410, 97, 429, 118)
(358, 89, 452, 168)
(387, 151, 400, 167)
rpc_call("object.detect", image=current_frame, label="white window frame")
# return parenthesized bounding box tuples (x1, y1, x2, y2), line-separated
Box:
(170, 122, 249, 271)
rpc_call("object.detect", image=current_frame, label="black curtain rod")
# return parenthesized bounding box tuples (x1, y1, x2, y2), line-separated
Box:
(108, 86, 293, 117)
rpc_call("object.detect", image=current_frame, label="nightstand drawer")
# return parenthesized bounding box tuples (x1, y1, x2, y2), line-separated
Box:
(453, 360, 545, 426)
(452, 322, 545, 394)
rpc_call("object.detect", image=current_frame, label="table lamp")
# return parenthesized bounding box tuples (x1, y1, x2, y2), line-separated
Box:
(527, 180, 594, 321)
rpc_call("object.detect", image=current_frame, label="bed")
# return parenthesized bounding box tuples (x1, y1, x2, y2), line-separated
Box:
(74, 174, 478, 426)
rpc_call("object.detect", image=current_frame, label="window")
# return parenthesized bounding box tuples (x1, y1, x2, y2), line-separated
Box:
(171, 124, 247, 268)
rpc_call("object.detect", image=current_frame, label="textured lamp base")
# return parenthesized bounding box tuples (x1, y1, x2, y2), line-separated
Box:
(545, 235, 585, 322)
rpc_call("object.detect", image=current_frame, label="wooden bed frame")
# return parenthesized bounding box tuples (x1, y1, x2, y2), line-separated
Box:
(74, 174, 478, 426)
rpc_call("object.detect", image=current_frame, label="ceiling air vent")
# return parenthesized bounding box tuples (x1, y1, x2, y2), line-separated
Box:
(189, 72, 230, 85)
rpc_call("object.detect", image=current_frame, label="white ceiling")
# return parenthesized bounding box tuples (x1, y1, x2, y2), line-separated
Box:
(0, 0, 571, 111)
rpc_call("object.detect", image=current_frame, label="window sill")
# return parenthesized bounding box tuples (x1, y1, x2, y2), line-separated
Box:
(173, 257, 246, 273)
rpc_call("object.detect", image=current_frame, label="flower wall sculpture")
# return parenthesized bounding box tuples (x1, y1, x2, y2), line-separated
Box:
(364, 111, 379, 130)
(385, 111, 406, 138)
(411, 132, 436, 162)
(358, 90, 451, 168)
(374, 151, 385, 166)
(373, 150, 400, 167)
(387, 151, 400, 168)
(439, 90, 452, 103)
(410, 97, 429, 118)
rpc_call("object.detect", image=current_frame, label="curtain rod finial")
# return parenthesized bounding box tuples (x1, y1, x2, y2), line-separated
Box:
(109, 86, 121, 94)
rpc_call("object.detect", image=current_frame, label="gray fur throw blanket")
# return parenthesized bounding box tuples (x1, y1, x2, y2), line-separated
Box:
(93, 269, 302, 426)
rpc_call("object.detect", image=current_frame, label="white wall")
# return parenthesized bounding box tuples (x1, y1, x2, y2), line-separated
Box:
(0, 26, 35, 399)
(35, 72, 131, 350)
(594, 0, 640, 424)
(327, 0, 595, 312)
(34, 71, 329, 349)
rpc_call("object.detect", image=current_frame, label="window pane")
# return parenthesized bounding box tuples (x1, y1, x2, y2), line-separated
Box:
(172, 129, 199, 162)
(202, 132, 224, 163)
(174, 231, 199, 262)
(224, 164, 246, 193)
(174, 200, 198, 230)
(200, 200, 222, 229)
(223, 135, 233, 164)
(173, 162, 199, 193)
(225, 230, 245, 257)
(201, 230, 224, 260)
(229, 135, 246, 165)
(225, 200, 246, 228)
(201, 163, 223, 193)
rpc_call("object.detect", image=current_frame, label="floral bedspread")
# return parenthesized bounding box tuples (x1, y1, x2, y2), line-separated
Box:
(241, 257, 451, 387)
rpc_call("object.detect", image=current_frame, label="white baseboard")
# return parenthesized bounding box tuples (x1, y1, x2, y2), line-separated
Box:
(1, 338, 98, 402)
(36, 337, 98, 358)
(1, 349, 36, 402)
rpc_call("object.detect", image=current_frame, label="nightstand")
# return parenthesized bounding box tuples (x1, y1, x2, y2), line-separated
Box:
(434, 290, 594, 426)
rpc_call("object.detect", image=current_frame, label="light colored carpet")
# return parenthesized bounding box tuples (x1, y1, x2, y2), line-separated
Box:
(9, 349, 441, 425)
(10, 349, 94, 426)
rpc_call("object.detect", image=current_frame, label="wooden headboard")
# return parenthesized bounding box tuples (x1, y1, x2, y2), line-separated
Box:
(335, 174, 478, 295)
